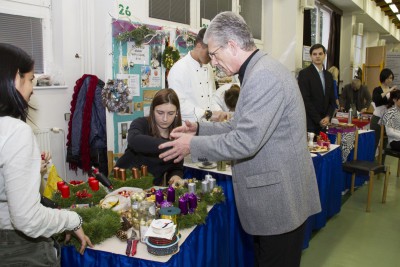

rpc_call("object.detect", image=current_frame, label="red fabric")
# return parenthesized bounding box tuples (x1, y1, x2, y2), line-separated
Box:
(67, 74, 98, 173)
(80, 75, 98, 172)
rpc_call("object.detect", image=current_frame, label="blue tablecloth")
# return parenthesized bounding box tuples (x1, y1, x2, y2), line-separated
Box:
(186, 147, 344, 251)
(62, 203, 233, 267)
(328, 131, 375, 189)
(303, 147, 343, 249)
(183, 168, 254, 267)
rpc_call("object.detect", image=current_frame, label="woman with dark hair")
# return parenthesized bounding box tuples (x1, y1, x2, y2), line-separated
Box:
(0, 43, 92, 265)
(381, 90, 400, 151)
(116, 88, 184, 185)
(370, 68, 397, 154)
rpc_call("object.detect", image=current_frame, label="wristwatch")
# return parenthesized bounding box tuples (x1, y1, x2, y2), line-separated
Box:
(204, 110, 212, 121)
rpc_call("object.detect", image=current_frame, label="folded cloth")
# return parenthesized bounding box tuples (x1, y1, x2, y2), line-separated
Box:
(145, 225, 176, 240)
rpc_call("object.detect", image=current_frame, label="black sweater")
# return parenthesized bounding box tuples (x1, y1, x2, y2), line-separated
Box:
(115, 117, 183, 185)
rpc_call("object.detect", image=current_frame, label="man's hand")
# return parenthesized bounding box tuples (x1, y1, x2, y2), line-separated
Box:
(320, 116, 330, 127)
(210, 111, 228, 122)
(170, 120, 198, 137)
(159, 133, 193, 163)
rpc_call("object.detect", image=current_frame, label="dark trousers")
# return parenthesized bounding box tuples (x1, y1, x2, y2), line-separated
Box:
(390, 140, 400, 151)
(253, 221, 306, 267)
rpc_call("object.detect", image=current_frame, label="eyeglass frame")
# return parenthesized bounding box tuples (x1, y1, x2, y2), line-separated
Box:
(208, 45, 224, 58)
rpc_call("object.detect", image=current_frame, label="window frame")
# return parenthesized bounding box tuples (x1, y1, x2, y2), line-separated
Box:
(0, 0, 52, 75)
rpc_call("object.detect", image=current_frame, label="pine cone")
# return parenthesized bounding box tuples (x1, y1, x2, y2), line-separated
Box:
(116, 230, 127, 241)
(121, 216, 132, 231)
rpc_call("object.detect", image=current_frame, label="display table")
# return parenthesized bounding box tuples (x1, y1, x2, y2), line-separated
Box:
(328, 130, 375, 189)
(62, 203, 233, 267)
(336, 117, 370, 129)
(184, 147, 344, 250)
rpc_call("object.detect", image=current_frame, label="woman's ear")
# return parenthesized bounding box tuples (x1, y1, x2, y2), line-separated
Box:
(14, 70, 21, 90)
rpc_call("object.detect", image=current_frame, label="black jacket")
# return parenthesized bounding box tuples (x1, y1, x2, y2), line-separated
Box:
(298, 64, 336, 133)
(115, 117, 183, 185)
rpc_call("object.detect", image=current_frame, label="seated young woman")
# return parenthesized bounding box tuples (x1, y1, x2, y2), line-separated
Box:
(381, 89, 400, 151)
(116, 89, 184, 186)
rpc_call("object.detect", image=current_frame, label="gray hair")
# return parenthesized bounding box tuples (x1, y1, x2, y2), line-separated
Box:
(204, 11, 256, 51)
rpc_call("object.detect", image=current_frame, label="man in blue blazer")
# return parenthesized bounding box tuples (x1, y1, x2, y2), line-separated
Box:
(298, 44, 336, 134)
(159, 12, 321, 267)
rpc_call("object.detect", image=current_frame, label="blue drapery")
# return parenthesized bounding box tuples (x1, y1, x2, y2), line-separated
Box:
(62, 203, 234, 267)
(303, 147, 343, 249)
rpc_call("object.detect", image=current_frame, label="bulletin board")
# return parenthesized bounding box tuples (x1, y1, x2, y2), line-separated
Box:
(109, 19, 197, 153)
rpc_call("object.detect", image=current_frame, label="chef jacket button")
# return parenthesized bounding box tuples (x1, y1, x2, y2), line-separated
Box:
(200, 82, 202, 84)
(208, 95, 210, 97)
(201, 95, 203, 97)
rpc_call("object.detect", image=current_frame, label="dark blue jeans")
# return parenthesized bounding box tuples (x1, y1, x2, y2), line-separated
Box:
(0, 230, 60, 266)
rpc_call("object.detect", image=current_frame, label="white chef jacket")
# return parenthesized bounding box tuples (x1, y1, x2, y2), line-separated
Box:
(0, 116, 80, 238)
(212, 83, 240, 112)
(168, 52, 216, 122)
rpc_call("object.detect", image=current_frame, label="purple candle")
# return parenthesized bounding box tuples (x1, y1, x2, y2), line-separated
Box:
(179, 197, 188, 215)
(167, 186, 175, 203)
(188, 193, 198, 211)
(155, 189, 164, 205)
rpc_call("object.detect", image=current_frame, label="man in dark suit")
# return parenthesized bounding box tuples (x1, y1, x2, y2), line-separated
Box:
(298, 44, 336, 134)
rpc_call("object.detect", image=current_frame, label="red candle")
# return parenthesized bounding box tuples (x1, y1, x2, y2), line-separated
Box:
(60, 185, 70, 198)
(90, 180, 99, 191)
(88, 177, 96, 183)
(57, 181, 65, 191)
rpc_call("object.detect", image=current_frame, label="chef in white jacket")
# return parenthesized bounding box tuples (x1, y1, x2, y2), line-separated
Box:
(168, 28, 228, 122)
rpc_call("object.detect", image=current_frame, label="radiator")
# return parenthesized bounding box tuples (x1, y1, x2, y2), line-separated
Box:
(33, 129, 52, 153)
(33, 128, 67, 180)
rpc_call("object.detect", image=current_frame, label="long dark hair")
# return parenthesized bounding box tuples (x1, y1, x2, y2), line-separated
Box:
(387, 90, 400, 109)
(148, 88, 182, 138)
(0, 43, 34, 122)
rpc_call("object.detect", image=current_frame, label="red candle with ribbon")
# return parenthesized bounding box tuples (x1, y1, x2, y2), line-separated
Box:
(89, 180, 99, 191)
(57, 181, 65, 191)
(60, 185, 70, 198)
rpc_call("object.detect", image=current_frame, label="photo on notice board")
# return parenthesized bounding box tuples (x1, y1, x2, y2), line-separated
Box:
(134, 101, 143, 111)
(141, 66, 152, 88)
(143, 90, 159, 105)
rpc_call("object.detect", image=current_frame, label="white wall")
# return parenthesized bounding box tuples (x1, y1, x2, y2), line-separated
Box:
(263, 0, 303, 74)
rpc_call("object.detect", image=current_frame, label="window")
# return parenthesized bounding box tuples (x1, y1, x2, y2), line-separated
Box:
(149, 0, 190, 25)
(239, 0, 262, 40)
(200, 0, 232, 27)
(310, 5, 331, 49)
(0, 13, 44, 73)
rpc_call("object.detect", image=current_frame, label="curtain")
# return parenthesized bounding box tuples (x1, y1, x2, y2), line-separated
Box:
(303, 10, 311, 46)
(327, 12, 341, 69)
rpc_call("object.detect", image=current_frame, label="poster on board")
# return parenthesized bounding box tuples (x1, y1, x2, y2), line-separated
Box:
(386, 52, 400, 89)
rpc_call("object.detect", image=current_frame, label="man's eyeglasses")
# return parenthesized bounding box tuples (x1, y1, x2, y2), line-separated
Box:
(208, 46, 223, 58)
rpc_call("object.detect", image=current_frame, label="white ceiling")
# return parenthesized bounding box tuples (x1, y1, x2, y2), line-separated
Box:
(329, 0, 399, 43)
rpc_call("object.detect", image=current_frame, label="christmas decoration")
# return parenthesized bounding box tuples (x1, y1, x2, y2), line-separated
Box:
(101, 79, 130, 112)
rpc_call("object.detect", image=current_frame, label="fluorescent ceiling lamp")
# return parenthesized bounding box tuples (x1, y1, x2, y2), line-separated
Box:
(397, 14, 400, 20)
(385, 0, 392, 4)
(390, 4, 398, 13)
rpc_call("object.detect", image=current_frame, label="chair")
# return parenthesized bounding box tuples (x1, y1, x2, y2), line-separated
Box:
(379, 124, 400, 177)
(340, 130, 389, 212)
(107, 150, 124, 176)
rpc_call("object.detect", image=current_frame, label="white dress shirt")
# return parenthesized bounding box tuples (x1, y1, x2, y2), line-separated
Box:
(168, 52, 216, 122)
(0, 116, 80, 238)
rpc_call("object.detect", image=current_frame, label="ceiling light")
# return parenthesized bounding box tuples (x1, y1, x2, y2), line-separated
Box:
(389, 4, 398, 13)
(385, 0, 392, 4)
